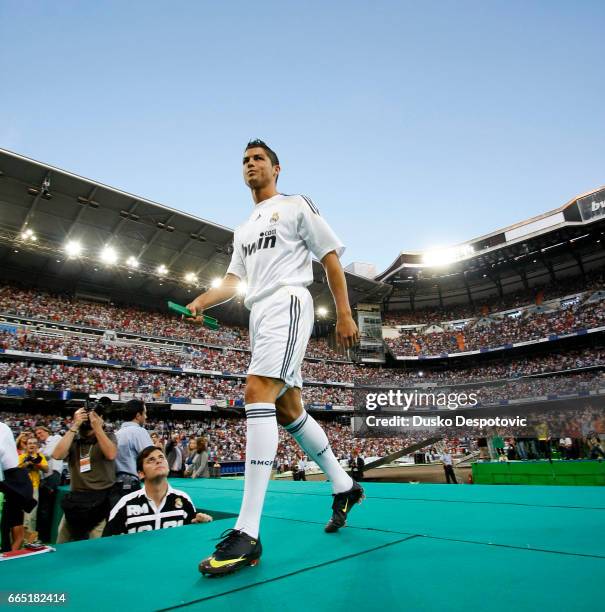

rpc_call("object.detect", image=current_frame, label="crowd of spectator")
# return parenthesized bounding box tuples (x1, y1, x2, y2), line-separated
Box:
(3, 327, 604, 389)
(0, 361, 355, 406)
(3, 277, 604, 366)
(0, 284, 348, 361)
(0, 330, 244, 371)
(440, 404, 605, 453)
(383, 271, 604, 326)
(0, 285, 249, 348)
(1, 277, 604, 409)
(0, 329, 350, 377)
(386, 299, 605, 356)
(1, 359, 603, 408)
(460, 371, 603, 404)
(396, 349, 605, 384)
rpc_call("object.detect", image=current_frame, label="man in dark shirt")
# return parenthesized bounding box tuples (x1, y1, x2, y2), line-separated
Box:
(349, 451, 365, 482)
(52, 406, 117, 542)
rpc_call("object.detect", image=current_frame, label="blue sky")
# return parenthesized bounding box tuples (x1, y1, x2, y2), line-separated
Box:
(1, 1, 604, 274)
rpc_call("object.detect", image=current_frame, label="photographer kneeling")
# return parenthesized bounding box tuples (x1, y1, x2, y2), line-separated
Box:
(52, 404, 117, 543)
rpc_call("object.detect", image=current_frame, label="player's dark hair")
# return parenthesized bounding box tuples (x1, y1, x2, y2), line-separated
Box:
(245, 139, 279, 166)
(137, 445, 165, 473)
(124, 398, 146, 421)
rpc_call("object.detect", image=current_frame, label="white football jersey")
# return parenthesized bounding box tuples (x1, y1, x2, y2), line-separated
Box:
(227, 194, 345, 309)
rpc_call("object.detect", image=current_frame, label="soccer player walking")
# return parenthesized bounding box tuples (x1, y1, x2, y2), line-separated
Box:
(187, 140, 364, 576)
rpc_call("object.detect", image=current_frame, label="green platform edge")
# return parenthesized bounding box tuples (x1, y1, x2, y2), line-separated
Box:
(472, 459, 605, 485)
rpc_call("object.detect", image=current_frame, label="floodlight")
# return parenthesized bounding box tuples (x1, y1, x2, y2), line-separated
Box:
(422, 245, 474, 267)
(100, 246, 118, 265)
(65, 240, 83, 258)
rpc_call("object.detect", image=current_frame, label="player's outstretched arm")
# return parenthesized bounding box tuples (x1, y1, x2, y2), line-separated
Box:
(186, 273, 240, 321)
(321, 251, 359, 349)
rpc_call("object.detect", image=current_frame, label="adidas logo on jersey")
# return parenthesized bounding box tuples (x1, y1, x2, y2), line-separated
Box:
(243, 230, 277, 258)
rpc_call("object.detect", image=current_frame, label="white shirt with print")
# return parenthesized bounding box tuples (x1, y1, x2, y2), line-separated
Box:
(227, 194, 344, 309)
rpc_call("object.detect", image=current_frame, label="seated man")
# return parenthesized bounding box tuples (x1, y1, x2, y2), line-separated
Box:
(104, 446, 212, 536)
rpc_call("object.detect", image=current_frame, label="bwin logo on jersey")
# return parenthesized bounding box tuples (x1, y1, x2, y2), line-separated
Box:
(243, 229, 277, 258)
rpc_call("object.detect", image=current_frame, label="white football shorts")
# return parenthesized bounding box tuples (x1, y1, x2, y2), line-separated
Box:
(247, 285, 314, 390)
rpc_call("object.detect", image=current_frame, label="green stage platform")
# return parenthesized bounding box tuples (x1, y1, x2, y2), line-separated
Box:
(1, 480, 604, 611)
(472, 459, 605, 485)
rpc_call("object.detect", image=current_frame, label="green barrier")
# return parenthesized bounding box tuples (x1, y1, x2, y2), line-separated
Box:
(472, 460, 605, 486)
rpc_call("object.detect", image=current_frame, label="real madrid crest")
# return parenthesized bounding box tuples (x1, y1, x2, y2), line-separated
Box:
(175, 497, 183, 509)
(270, 211, 279, 224)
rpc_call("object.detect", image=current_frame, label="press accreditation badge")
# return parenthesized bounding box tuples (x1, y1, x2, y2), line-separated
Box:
(79, 457, 91, 473)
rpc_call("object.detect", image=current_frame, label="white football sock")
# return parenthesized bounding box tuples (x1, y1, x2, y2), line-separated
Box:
(285, 410, 353, 494)
(234, 403, 278, 539)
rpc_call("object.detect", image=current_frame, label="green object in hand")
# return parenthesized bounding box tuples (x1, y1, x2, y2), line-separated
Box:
(167, 301, 219, 330)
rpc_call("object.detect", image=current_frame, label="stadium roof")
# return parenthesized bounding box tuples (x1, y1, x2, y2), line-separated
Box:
(378, 185, 605, 310)
(0, 148, 390, 321)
